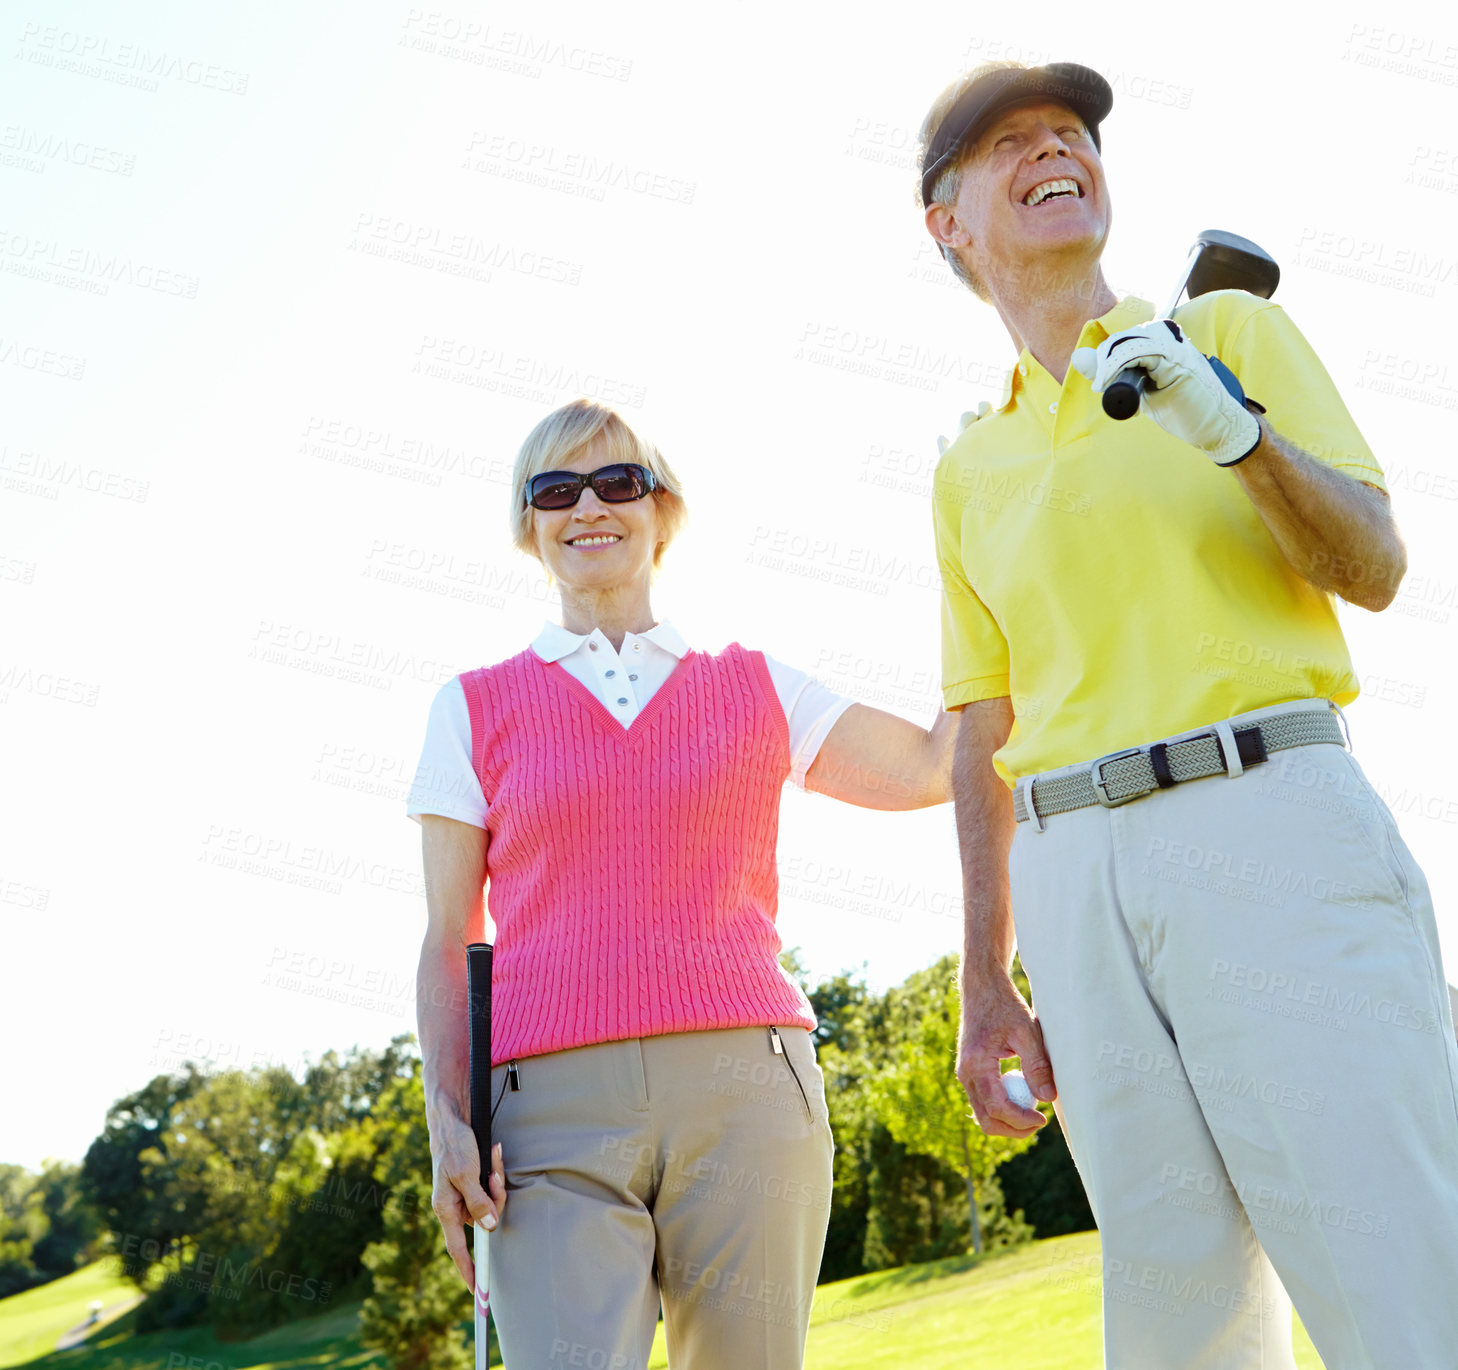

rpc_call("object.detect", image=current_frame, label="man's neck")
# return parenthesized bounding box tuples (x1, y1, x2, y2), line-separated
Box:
(990, 263, 1117, 384)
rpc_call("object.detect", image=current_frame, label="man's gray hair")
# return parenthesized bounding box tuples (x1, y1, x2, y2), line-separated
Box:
(916, 59, 1030, 303)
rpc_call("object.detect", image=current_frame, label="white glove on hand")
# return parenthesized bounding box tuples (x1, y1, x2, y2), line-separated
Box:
(1070, 320, 1261, 467)
(937, 400, 994, 455)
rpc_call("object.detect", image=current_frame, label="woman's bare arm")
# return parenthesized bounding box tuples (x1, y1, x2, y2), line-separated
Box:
(418, 813, 506, 1292)
(803, 703, 958, 809)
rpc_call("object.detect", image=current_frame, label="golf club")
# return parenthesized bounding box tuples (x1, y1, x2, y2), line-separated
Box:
(466, 941, 493, 1370)
(1102, 229, 1279, 420)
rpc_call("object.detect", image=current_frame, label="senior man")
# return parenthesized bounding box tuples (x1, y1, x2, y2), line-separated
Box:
(918, 59, 1458, 1368)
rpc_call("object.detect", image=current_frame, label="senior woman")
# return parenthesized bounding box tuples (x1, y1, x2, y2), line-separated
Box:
(407, 397, 957, 1369)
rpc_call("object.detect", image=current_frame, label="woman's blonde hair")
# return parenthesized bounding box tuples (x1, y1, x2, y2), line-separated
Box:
(509, 398, 687, 572)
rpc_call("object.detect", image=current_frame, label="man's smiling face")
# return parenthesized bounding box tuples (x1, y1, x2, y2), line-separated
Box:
(933, 99, 1111, 296)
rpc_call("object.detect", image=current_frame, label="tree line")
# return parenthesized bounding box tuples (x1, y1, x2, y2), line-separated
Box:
(1, 953, 1093, 1361)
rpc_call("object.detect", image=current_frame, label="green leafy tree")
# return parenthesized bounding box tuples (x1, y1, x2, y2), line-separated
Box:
(0, 1164, 47, 1297)
(84, 1042, 416, 1334)
(866, 956, 1036, 1255)
(860, 1122, 969, 1270)
(80, 1066, 208, 1287)
(28, 1160, 104, 1276)
(360, 1175, 475, 1370)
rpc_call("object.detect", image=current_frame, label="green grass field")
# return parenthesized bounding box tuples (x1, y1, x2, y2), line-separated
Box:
(1, 1233, 1325, 1369)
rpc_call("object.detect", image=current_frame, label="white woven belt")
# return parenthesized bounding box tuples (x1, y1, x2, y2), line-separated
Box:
(1013, 708, 1347, 829)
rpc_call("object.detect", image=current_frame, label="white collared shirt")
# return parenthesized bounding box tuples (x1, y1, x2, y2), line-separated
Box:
(406, 620, 858, 828)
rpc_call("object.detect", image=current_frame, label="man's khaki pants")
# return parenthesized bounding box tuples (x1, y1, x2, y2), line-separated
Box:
(487, 1024, 834, 1369)
(1010, 698, 1458, 1369)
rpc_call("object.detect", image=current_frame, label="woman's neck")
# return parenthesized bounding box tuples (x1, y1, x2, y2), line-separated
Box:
(557, 585, 657, 653)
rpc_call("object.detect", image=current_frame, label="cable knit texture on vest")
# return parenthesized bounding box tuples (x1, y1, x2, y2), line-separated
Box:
(459, 642, 817, 1064)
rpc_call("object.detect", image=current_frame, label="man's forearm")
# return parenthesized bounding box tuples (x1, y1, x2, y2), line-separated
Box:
(1234, 415, 1407, 610)
(953, 700, 1017, 985)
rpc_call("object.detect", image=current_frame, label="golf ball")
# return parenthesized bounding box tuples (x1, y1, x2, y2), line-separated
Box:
(1002, 1070, 1038, 1111)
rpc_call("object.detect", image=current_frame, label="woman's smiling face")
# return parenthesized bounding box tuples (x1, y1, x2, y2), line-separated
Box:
(530, 436, 662, 593)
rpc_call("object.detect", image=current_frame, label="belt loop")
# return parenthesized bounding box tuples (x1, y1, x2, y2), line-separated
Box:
(1329, 699, 1353, 750)
(1212, 720, 1244, 778)
(1017, 776, 1046, 833)
(1148, 742, 1176, 789)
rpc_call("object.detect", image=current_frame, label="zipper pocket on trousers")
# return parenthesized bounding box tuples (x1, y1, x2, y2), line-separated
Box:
(770, 1026, 814, 1124)
(490, 1061, 520, 1122)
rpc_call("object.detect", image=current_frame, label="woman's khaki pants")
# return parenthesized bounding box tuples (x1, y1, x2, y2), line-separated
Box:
(487, 1024, 834, 1369)
(1011, 699, 1458, 1368)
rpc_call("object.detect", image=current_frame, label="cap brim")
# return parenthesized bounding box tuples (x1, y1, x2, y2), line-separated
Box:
(921, 62, 1113, 206)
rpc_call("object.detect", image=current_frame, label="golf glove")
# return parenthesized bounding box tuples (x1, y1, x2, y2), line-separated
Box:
(937, 400, 994, 455)
(1071, 320, 1263, 467)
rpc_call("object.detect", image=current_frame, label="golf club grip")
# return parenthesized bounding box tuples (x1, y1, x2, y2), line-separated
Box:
(466, 943, 493, 1192)
(1103, 365, 1147, 420)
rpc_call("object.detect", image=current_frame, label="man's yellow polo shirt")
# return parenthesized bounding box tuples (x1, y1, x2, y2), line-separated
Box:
(932, 290, 1387, 787)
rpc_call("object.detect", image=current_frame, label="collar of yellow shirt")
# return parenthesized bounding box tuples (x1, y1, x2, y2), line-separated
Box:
(994, 295, 1156, 412)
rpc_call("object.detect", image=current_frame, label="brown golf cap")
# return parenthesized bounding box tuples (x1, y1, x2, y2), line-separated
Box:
(920, 62, 1114, 206)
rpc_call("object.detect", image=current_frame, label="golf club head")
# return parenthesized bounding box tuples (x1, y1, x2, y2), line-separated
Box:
(1103, 229, 1280, 420)
(1186, 229, 1280, 301)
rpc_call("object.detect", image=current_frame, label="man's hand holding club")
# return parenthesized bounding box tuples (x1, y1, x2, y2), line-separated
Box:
(1072, 320, 1264, 467)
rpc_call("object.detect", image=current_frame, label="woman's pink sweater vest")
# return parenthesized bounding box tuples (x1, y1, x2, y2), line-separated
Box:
(459, 642, 817, 1064)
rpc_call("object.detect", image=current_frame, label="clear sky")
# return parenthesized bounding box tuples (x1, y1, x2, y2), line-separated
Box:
(5, 0, 1456, 1170)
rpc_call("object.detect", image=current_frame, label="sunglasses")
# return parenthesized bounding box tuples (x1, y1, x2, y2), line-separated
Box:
(526, 462, 658, 511)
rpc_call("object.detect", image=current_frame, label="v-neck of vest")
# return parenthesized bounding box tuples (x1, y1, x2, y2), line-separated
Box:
(536, 649, 698, 740)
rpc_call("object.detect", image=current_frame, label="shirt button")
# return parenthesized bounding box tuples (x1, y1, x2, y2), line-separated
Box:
(1018, 362, 1028, 377)
(633, 643, 641, 651)
(628, 674, 638, 681)
(605, 670, 615, 677)
(1049, 402, 1058, 414)
(588, 642, 598, 651)
(617, 697, 629, 706)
